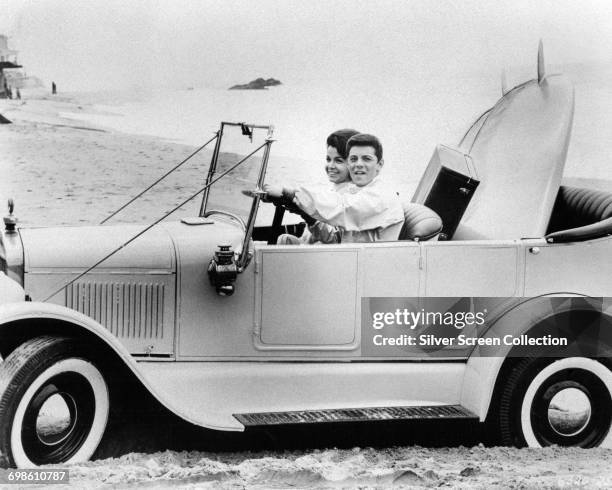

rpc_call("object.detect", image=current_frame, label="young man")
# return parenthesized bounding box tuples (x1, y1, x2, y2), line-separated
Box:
(266, 133, 405, 243)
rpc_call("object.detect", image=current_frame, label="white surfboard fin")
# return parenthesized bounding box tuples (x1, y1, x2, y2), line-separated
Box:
(537, 39, 545, 84)
(501, 69, 509, 95)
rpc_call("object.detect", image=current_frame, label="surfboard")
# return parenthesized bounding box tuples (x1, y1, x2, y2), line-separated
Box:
(451, 46, 574, 240)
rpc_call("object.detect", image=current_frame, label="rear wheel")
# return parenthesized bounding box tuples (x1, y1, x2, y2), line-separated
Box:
(496, 357, 612, 448)
(0, 336, 109, 467)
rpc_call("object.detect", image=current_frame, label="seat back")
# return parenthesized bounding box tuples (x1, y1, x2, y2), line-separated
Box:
(548, 185, 612, 232)
(399, 203, 443, 241)
(545, 185, 612, 243)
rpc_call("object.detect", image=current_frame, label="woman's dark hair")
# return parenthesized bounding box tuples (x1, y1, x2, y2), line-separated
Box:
(346, 133, 383, 161)
(326, 129, 360, 159)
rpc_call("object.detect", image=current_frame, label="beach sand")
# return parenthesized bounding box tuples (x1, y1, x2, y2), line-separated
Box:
(0, 93, 308, 228)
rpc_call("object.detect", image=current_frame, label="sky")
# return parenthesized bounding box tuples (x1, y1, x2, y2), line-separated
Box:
(1, 0, 612, 91)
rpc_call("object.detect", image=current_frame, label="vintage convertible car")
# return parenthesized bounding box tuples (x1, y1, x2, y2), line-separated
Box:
(1, 46, 612, 467)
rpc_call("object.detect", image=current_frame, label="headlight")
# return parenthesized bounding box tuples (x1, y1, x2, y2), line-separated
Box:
(0, 230, 24, 286)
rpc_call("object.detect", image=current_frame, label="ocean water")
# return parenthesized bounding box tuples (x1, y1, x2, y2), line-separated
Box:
(67, 62, 612, 193)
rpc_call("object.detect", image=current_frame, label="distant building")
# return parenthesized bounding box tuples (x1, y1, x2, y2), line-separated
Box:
(0, 35, 22, 99)
(0, 35, 18, 63)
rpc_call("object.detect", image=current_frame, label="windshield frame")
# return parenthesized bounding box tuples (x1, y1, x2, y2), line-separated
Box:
(199, 121, 275, 268)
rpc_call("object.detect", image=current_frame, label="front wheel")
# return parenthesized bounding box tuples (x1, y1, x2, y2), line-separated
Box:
(496, 357, 612, 448)
(0, 336, 109, 468)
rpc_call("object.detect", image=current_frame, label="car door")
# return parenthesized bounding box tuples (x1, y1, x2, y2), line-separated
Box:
(421, 239, 521, 297)
(524, 236, 612, 296)
(417, 239, 522, 358)
(253, 241, 421, 355)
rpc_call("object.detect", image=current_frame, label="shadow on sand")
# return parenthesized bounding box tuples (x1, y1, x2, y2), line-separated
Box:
(95, 401, 481, 459)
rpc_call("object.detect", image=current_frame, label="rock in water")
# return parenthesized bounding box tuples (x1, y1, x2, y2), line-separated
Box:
(229, 77, 282, 90)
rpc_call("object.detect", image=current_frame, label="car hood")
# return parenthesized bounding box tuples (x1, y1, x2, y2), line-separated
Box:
(21, 224, 176, 271)
(20, 218, 246, 273)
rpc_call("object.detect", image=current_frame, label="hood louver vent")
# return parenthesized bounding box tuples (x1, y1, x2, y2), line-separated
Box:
(66, 281, 165, 339)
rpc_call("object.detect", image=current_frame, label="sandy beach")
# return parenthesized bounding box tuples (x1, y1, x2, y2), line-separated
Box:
(0, 92, 312, 228)
(0, 96, 205, 226)
(53, 445, 612, 489)
(3, 92, 612, 488)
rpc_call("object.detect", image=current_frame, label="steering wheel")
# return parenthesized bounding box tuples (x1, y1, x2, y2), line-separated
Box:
(242, 189, 316, 226)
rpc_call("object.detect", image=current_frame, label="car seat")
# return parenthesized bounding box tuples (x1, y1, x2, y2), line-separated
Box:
(545, 186, 612, 243)
(398, 203, 443, 241)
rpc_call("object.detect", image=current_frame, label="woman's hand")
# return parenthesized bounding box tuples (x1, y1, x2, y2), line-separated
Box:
(263, 184, 315, 225)
(263, 183, 284, 199)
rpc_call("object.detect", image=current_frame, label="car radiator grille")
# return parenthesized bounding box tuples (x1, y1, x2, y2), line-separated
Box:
(66, 281, 166, 339)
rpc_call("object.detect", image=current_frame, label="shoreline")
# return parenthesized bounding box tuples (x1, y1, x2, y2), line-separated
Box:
(0, 94, 311, 227)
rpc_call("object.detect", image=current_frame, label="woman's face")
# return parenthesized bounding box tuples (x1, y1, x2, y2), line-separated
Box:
(325, 146, 350, 184)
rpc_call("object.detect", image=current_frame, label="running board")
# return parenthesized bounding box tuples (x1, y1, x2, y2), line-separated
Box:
(234, 405, 477, 427)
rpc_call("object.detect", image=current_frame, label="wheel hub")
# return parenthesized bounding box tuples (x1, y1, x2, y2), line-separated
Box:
(21, 372, 95, 465)
(531, 368, 611, 447)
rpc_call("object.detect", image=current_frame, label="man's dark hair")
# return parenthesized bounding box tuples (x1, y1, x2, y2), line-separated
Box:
(346, 133, 383, 161)
(326, 129, 360, 159)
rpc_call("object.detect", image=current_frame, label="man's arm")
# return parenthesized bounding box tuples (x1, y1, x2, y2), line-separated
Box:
(293, 184, 405, 231)
(263, 182, 404, 231)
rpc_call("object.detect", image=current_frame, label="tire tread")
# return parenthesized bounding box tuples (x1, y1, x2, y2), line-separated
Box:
(0, 336, 88, 467)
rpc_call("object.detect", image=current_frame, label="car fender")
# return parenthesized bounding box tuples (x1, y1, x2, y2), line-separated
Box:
(461, 295, 612, 420)
(0, 301, 241, 431)
(0, 272, 25, 304)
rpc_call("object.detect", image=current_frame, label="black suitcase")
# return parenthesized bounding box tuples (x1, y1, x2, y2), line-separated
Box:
(412, 145, 479, 240)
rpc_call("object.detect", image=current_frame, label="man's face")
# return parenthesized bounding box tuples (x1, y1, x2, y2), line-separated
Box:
(348, 145, 382, 186)
(325, 146, 350, 184)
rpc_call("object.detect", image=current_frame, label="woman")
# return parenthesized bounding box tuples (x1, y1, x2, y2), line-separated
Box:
(276, 128, 360, 244)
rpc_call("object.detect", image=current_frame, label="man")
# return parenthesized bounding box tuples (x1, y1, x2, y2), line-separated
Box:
(265, 133, 404, 243)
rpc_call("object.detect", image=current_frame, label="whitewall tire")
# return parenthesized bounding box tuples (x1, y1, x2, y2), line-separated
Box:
(0, 337, 109, 467)
(497, 357, 612, 448)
